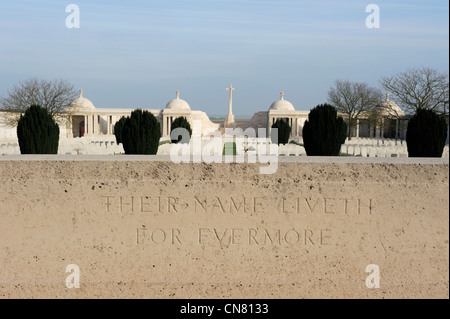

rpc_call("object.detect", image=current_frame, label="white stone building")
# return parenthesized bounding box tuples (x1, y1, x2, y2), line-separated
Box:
(64, 89, 219, 139)
(0, 85, 437, 155)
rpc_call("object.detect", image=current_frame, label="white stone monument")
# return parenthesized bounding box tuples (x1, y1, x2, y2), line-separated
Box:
(225, 84, 235, 127)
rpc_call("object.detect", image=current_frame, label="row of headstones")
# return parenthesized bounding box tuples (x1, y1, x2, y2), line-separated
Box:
(341, 144, 449, 158)
(341, 145, 407, 157)
(0, 140, 124, 155)
(58, 140, 124, 155)
(0, 143, 20, 155)
(278, 143, 450, 158)
(344, 138, 406, 147)
(2, 139, 449, 158)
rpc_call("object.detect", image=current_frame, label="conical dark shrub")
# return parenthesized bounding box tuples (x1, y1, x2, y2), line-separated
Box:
(113, 116, 127, 144)
(271, 119, 291, 145)
(171, 116, 192, 144)
(121, 109, 161, 154)
(303, 104, 347, 156)
(17, 104, 60, 154)
(406, 109, 447, 157)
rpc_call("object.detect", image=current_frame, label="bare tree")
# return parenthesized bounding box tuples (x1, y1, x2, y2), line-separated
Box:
(328, 80, 383, 140)
(380, 67, 449, 116)
(0, 78, 78, 127)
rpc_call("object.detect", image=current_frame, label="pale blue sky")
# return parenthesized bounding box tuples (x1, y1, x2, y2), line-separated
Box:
(0, 0, 448, 116)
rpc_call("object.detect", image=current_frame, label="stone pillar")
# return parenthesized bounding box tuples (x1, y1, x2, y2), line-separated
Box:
(395, 119, 399, 140)
(268, 117, 272, 138)
(356, 119, 360, 139)
(168, 116, 173, 137)
(294, 118, 298, 137)
(289, 118, 293, 138)
(110, 116, 114, 135)
(67, 116, 72, 138)
(107, 116, 110, 135)
(381, 118, 385, 138)
(88, 115, 92, 136)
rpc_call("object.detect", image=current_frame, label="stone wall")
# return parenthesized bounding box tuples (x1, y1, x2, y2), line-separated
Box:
(0, 157, 448, 298)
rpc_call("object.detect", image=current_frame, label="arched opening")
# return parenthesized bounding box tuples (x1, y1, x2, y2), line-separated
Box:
(79, 121, 85, 137)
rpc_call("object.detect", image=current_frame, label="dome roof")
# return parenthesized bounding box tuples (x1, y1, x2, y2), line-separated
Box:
(269, 92, 295, 111)
(377, 93, 405, 117)
(70, 89, 95, 110)
(165, 90, 191, 111)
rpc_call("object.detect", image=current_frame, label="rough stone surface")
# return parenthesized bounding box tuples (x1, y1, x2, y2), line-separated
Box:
(0, 157, 448, 299)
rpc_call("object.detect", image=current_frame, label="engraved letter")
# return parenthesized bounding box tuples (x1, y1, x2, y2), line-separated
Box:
(151, 229, 167, 244)
(168, 197, 178, 213)
(211, 197, 226, 213)
(320, 229, 332, 245)
(102, 196, 114, 213)
(282, 198, 292, 214)
(140, 196, 151, 213)
(284, 229, 300, 245)
(120, 196, 134, 213)
(214, 229, 230, 247)
(358, 199, 372, 215)
(198, 228, 209, 244)
(232, 229, 243, 245)
(195, 196, 207, 213)
(253, 197, 263, 213)
(137, 227, 146, 244)
(264, 229, 281, 245)
(230, 197, 244, 213)
(304, 230, 315, 245)
(248, 229, 259, 245)
(172, 229, 182, 244)
(324, 198, 335, 214)
(305, 198, 320, 214)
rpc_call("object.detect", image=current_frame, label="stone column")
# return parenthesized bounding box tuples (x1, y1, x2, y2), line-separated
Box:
(167, 116, 173, 137)
(94, 114, 99, 135)
(66, 116, 72, 138)
(395, 119, 399, 140)
(356, 119, 360, 139)
(381, 118, 385, 138)
(107, 115, 111, 135)
(87, 115, 91, 136)
(268, 117, 272, 138)
(288, 118, 294, 137)
(294, 118, 298, 137)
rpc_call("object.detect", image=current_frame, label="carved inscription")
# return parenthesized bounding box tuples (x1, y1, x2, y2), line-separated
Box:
(102, 195, 373, 215)
(136, 227, 332, 247)
(282, 198, 373, 215)
(99, 195, 373, 248)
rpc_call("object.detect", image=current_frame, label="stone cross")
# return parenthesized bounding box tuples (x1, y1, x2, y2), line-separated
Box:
(281, 91, 284, 100)
(226, 84, 235, 115)
(225, 84, 235, 126)
(79, 89, 83, 97)
(176, 90, 180, 99)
